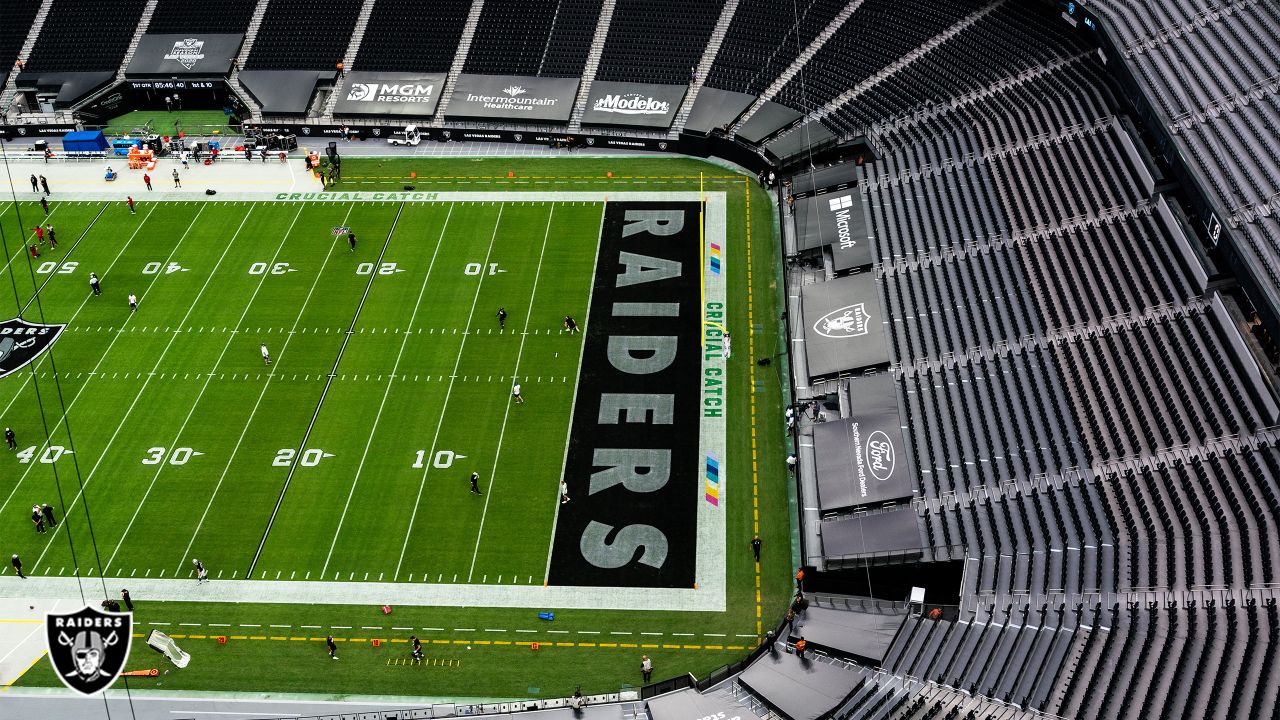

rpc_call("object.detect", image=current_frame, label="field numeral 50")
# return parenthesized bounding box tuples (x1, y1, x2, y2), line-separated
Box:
(273, 448, 333, 467)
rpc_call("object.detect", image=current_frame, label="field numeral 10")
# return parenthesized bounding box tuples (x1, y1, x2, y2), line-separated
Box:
(464, 263, 501, 276)
(16, 445, 70, 464)
(412, 450, 462, 469)
(273, 448, 333, 467)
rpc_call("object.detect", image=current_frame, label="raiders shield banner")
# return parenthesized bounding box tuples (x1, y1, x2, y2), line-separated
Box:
(47, 605, 132, 695)
(0, 318, 64, 379)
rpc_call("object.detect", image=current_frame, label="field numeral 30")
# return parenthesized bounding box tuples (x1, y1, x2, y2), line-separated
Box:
(273, 448, 333, 467)
(142, 446, 203, 465)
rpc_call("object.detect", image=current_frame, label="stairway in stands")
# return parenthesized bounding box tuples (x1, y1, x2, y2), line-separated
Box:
(230, 0, 273, 121)
(668, 0, 740, 137)
(430, 0, 486, 127)
(566, 0, 618, 131)
(0, 0, 55, 116)
(71, 0, 162, 113)
(322, 0, 379, 119)
(731, 0, 862, 132)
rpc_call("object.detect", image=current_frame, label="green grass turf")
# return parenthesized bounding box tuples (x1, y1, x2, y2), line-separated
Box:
(101, 110, 236, 138)
(6, 156, 791, 699)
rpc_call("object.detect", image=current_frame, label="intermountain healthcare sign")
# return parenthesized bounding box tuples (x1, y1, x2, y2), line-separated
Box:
(332, 72, 446, 116)
(446, 75, 580, 122)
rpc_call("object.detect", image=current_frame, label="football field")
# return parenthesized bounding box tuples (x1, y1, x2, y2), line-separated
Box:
(0, 191, 724, 603)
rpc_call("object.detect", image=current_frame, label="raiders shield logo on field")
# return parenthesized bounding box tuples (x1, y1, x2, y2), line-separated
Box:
(47, 606, 132, 695)
(0, 318, 64, 379)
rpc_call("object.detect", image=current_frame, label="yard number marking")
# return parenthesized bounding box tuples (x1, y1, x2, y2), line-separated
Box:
(272, 448, 334, 467)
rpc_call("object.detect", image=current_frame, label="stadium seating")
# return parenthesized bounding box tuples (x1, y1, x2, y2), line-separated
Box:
(354, 0, 473, 73)
(244, 0, 361, 70)
(773, 0, 985, 112)
(595, 0, 724, 84)
(465, 0, 602, 77)
(0, 0, 40, 78)
(22, 0, 147, 73)
(147, 0, 259, 34)
(704, 0, 846, 95)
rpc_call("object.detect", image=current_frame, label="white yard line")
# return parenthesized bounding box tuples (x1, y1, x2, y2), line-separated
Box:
(465, 205, 556, 582)
(101, 204, 295, 571)
(542, 203, 607, 582)
(319, 204, 455, 576)
(34, 204, 240, 571)
(246, 203, 408, 577)
(392, 204, 506, 581)
(0, 204, 166, 520)
(175, 204, 356, 573)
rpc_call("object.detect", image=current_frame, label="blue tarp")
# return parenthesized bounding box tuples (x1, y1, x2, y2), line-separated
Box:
(62, 130, 108, 153)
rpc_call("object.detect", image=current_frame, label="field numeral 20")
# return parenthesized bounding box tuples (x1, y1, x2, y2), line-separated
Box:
(411, 450, 464, 469)
(356, 262, 398, 275)
(273, 448, 332, 467)
(142, 446, 202, 465)
(16, 445, 70, 464)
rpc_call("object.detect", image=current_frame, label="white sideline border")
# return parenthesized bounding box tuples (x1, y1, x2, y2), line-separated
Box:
(1, 190, 730, 613)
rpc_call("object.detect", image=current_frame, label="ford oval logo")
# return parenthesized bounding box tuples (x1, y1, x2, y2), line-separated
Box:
(866, 430, 895, 482)
(813, 303, 870, 338)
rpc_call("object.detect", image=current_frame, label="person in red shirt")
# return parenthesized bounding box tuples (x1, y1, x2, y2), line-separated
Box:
(143, 173, 153, 191)
(29, 245, 39, 258)
(33, 226, 43, 244)
(127, 196, 135, 215)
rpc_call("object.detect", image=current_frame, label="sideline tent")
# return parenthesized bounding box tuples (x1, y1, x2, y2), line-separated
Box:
(62, 131, 108, 153)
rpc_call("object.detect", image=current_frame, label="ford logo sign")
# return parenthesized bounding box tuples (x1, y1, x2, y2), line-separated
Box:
(866, 431, 895, 482)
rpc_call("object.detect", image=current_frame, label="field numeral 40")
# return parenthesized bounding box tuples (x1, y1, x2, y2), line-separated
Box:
(273, 448, 333, 467)
(16, 445, 71, 464)
(142, 446, 203, 465)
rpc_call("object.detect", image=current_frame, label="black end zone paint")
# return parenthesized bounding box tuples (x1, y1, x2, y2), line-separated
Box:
(549, 201, 703, 588)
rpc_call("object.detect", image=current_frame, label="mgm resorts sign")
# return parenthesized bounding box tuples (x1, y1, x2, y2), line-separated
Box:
(582, 82, 687, 129)
(333, 72, 445, 116)
(448, 75, 580, 122)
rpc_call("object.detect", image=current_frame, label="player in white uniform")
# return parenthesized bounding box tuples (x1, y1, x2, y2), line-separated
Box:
(512, 382, 524, 404)
(261, 343, 271, 365)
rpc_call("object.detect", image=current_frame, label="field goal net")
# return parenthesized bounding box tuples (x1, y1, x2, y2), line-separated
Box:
(146, 629, 191, 668)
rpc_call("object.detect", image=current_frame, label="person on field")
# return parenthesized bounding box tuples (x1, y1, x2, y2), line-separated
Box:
(327, 635, 338, 660)
(40, 175, 49, 195)
(172, 169, 181, 189)
(470, 471, 482, 496)
(29, 174, 37, 192)
(46, 225, 56, 249)
(11, 554, 24, 579)
(32, 506, 44, 533)
(42, 503, 56, 527)
(640, 655, 653, 683)
(512, 381, 523, 404)
(410, 635, 423, 660)
(128, 293, 138, 312)
(89, 273, 101, 296)
(564, 316, 579, 333)
(497, 307, 507, 329)
(4, 427, 14, 449)
(752, 535, 762, 563)
(347, 230, 356, 252)
(560, 480, 570, 505)
(261, 343, 271, 366)
(40, 196, 48, 216)
(33, 225, 43, 244)
(127, 196, 136, 215)
(192, 558, 208, 583)
(121, 588, 133, 611)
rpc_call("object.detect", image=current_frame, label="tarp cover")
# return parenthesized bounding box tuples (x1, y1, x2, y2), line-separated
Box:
(737, 101, 802, 144)
(61, 130, 108, 152)
(814, 374, 913, 512)
(789, 604, 907, 665)
(447, 75, 579, 122)
(792, 162, 861, 196)
(125, 34, 242, 76)
(15, 71, 114, 106)
(581, 81, 686, 128)
(684, 87, 755, 134)
(821, 507, 923, 559)
(800, 274, 890, 380)
(332, 71, 445, 116)
(238, 70, 331, 114)
(795, 190, 872, 272)
(765, 121, 836, 161)
(739, 646, 862, 720)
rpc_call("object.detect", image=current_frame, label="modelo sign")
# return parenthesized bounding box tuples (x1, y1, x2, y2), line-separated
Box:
(582, 82, 687, 129)
(333, 72, 445, 116)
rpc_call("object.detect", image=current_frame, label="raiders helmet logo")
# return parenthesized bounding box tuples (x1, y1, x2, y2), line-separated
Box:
(0, 318, 65, 379)
(47, 605, 132, 695)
